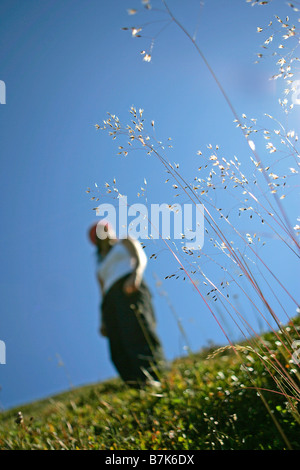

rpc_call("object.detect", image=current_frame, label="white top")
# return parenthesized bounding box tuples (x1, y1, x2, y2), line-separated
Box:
(97, 239, 147, 294)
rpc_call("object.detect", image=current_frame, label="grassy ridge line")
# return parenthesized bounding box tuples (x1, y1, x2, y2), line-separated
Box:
(0, 317, 299, 450)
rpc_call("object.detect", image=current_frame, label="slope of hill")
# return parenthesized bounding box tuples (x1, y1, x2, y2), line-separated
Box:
(1, 317, 299, 450)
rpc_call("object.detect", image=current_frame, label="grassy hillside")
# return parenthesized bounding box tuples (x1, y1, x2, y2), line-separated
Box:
(1, 317, 299, 450)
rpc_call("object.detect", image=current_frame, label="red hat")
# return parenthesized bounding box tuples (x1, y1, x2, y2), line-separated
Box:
(88, 220, 116, 245)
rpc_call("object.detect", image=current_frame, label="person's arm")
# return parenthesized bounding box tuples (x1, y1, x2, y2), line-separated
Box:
(97, 275, 108, 336)
(122, 237, 147, 294)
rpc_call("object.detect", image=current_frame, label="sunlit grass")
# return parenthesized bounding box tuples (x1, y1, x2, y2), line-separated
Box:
(0, 315, 299, 450)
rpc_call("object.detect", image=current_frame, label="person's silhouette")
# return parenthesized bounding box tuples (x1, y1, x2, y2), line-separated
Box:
(89, 220, 165, 387)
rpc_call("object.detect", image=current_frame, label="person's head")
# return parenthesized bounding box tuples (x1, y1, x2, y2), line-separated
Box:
(88, 220, 117, 259)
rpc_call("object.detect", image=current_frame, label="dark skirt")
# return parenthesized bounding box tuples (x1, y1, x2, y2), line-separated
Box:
(101, 273, 165, 386)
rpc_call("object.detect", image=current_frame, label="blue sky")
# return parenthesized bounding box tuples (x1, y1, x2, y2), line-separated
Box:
(0, 0, 299, 410)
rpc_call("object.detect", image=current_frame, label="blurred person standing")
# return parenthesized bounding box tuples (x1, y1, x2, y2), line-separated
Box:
(89, 220, 165, 387)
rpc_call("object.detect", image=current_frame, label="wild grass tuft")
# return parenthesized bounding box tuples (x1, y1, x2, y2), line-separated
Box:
(0, 315, 299, 450)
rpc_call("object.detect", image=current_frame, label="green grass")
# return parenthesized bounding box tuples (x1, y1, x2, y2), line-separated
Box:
(1, 317, 299, 450)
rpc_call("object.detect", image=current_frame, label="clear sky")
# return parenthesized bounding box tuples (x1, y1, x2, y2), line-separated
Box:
(0, 0, 299, 410)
